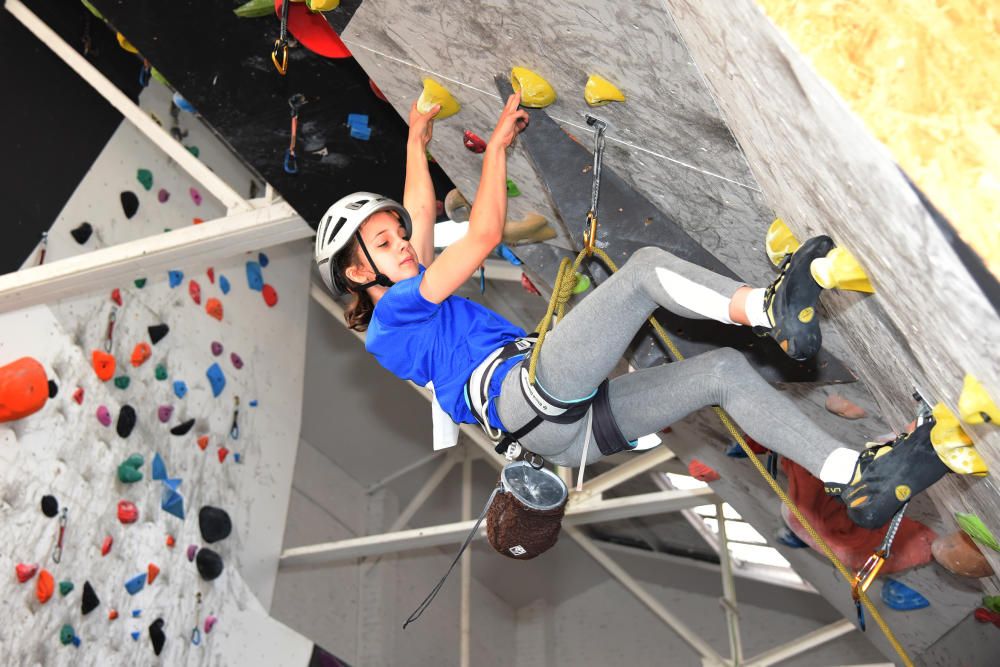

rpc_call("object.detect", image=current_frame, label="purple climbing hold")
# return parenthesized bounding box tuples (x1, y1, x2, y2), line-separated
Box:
(96, 405, 112, 427)
(168, 270, 183, 288)
(258, 252, 270, 267)
(211, 341, 223, 356)
(157, 405, 173, 423)
(219, 275, 231, 294)
(189, 187, 202, 206)
(230, 353, 243, 370)
(173, 380, 187, 399)
(124, 573, 145, 595)
(121, 191, 139, 219)
(206, 363, 225, 397)
(245, 261, 263, 291)
(187, 544, 198, 562)
(157, 188, 170, 203)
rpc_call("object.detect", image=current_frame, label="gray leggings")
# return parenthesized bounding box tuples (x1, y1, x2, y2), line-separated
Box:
(495, 246, 846, 476)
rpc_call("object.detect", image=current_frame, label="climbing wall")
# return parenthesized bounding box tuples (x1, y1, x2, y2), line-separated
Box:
(0, 79, 314, 664)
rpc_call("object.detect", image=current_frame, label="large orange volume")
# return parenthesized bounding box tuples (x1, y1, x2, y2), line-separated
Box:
(0, 357, 49, 423)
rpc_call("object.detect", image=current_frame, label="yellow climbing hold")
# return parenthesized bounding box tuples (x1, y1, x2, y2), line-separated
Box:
(958, 374, 999, 425)
(810, 246, 874, 293)
(510, 67, 556, 108)
(798, 307, 815, 323)
(417, 79, 460, 120)
(304, 0, 340, 10)
(765, 218, 800, 266)
(584, 74, 625, 106)
(117, 33, 139, 54)
(930, 402, 988, 476)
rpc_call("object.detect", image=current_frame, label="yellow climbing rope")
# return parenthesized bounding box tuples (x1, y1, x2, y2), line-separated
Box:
(527, 245, 914, 667)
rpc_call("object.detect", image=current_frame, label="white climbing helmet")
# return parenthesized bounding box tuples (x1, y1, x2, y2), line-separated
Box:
(314, 192, 412, 294)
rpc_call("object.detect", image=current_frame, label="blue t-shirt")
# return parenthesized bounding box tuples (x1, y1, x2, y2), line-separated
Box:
(366, 265, 526, 430)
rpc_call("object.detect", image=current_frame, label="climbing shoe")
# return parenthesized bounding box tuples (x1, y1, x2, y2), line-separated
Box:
(754, 235, 835, 361)
(827, 422, 950, 530)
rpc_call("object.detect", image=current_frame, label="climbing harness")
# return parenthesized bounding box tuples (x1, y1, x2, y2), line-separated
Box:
(284, 94, 307, 174)
(191, 592, 203, 645)
(272, 0, 291, 75)
(229, 396, 240, 440)
(53, 508, 67, 564)
(853, 502, 907, 632)
(104, 308, 117, 353)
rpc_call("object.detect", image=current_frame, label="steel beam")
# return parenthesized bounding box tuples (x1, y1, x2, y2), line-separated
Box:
(742, 619, 855, 667)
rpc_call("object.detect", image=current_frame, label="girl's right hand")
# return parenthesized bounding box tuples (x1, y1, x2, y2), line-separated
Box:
(487, 92, 530, 150)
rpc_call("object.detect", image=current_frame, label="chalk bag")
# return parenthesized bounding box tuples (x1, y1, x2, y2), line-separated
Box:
(487, 461, 568, 560)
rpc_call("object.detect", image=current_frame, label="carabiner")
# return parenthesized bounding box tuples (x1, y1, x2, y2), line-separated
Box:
(191, 591, 203, 645)
(852, 550, 886, 601)
(53, 508, 68, 564)
(271, 39, 289, 75)
(583, 211, 598, 252)
(283, 148, 298, 175)
(229, 396, 241, 440)
(104, 308, 118, 353)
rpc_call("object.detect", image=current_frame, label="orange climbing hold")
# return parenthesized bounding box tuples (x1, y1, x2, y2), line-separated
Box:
(932, 530, 994, 578)
(147, 563, 160, 584)
(197, 435, 210, 451)
(193, 217, 204, 225)
(0, 357, 49, 423)
(36, 569, 54, 604)
(130, 343, 152, 367)
(206, 298, 224, 321)
(92, 350, 116, 382)
(166, 534, 176, 548)
(688, 459, 720, 482)
(108, 609, 119, 621)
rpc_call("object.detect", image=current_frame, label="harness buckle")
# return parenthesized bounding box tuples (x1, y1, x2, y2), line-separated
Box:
(505, 443, 522, 461)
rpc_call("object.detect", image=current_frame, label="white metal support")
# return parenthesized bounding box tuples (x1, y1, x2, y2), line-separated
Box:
(0, 202, 311, 313)
(565, 525, 729, 667)
(366, 450, 447, 495)
(576, 445, 677, 500)
(5, 0, 252, 214)
(716, 502, 743, 665)
(388, 452, 458, 533)
(741, 619, 855, 667)
(460, 453, 472, 667)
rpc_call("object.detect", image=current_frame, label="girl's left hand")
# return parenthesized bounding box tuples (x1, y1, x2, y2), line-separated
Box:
(408, 102, 438, 148)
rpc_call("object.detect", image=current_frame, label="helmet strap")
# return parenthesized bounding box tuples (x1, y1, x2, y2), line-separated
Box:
(352, 230, 395, 290)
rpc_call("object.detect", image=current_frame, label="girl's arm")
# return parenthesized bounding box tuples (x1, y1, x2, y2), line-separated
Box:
(419, 93, 529, 304)
(404, 102, 439, 267)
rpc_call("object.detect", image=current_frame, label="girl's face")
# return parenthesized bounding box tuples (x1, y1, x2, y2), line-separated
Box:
(345, 211, 418, 286)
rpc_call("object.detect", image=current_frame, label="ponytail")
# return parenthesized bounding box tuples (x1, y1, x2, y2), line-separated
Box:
(334, 233, 375, 332)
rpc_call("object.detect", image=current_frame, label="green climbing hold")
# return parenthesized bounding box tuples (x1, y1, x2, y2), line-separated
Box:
(59, 580, 74, 596)
(137, 169, 153, 191)
(572, 272, 591, 294)
(80, 0, 103, 20)
(984, 595, 1000, 614)
(155, 364, 168, 381)
(60, 624, 74, 646)
(134, 278, 147, 288)
(506, 179, 521, 197)
(186, 145, 200, 158)
(114, 376, 130, 390)
(117, 454, 144, 484)
(955, 513, 1000, 552)
(150, 68, 169, 87)
(233, 0, 274, 18)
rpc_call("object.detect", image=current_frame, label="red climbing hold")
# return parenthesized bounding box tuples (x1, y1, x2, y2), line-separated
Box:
(193, 217, 204, 225)
(189, 280, 202, 305)
(262, 284, 278, 307)
(130, 343, 152, 368)
(520, 273, 541, 296)
(206, 298, 223, 321)
(744, 435, 768, 455)
(117, 500, 139, 524)
(207, 268, 215, 284)
(166, 534, 176, 548)
(974, 607, 1000, 628)
(688, 459, 720, 482)
(111, 288, 122, 306)
(463, 130, 487, 153)
(92, 350, 116, 382)
(108, 609, 119, 621)
(147, 563, 160, 585)
(218, 447, 230, 463)
(36, 569, 54, 603)
(73, 387, 84, 404)
(0, 357, 49, 423)
(369, 78, 388, 102)
(15, 563, 38, 583)
(274, 0, 352, 58)
(101, 535, 113, 556)
(197, 435, 209, 451)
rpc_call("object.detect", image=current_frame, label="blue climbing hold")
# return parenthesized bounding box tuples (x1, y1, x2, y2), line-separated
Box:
(132, 609, 142, 618)
(124, 573, 146, 595)
(161, 485, 185, 520)
(131, 631, 140, 641)
(496, 244, 522, 266)
(234, 453, 242, 463)
(725, 442, 748, 458)
(71, 636, 81, 647)
(881, 578, 929, 611)
(173, 91, 196, 113)
(258, 252, 270, 268)
(776, 525, 808, 548)
(346, 113, 369, 129)
(249, 399, 258, 407)
(246, 262, 263, 292)
(163, 477, 182, 492)
(206, 363, 226, 397)
(350, 125, 372, 141)
(173, 380, 188, 399)
(168, 270, 183, 288)
(151, 453, 166, 481)
(219, 275, 231, 294)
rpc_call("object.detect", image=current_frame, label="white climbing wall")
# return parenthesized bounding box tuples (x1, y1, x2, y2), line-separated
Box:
(0, 80, 314, 664)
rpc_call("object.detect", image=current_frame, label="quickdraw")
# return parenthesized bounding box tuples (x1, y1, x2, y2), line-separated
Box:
(53, 508, 68, 564)
(229, 395, 241, 440)
(191, 592, 203, 645)
(583, 114, 608, 252)
(272, 0, 291, 75)
(139, 59, 151, 88)
(852, 502, 907, 631)
(284, 94, 307, 175)
(104, 308, 118, 353)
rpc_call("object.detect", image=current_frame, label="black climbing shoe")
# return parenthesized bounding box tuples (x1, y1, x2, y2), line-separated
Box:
(753, 235, 835, 361)
(826, 422, 950, 530)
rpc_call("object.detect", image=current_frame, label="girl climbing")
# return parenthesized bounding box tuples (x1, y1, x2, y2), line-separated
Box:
(313, 92, 948, 531)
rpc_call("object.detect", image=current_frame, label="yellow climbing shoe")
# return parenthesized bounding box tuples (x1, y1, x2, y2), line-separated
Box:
(765, 218, 800, 266)
(958, 374, 999, 425)
(510, 67, 556, 108)
(931, 402, 988, 476)
(810, 246, 874, 293)
(117, 33, 139, 54)
(417, 79, 460, 119)
(584, 74, 625, 106)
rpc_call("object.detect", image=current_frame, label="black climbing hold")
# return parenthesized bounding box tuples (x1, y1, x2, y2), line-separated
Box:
(196, 547, 224, 581)
(199, 506, 232, 543)
(70, 222, 93, 245)
(117, 405, 137, 439)
(147, 324, 170, 345)
(81, 581, 100, 615)
(121, 191, 139, 219)
(149, 618, 166, 656)
(170, 418, 195, 436)
(41, 495, 58, 518)
(47, 380, 58, 398)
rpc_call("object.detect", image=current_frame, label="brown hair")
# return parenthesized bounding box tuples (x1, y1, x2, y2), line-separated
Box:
(334, 233, 375, 332)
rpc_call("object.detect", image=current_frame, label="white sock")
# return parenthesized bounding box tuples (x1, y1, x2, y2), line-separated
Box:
(654, 267, 736, 324)
(820, 447, 861, 485)
(743, 288, 771, 328)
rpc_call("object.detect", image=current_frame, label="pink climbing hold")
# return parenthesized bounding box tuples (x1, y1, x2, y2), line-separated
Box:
(157, 405, 174, 423)
(73, 387, 84, 404)
(211, 342, 223, 356)
(97, 405, 112, 427)
(117, 500, 139, 524)
(207, 268, 215, 284)
(230, 353, 243, 370)
(825, 394, 867, 420)
(189, 187, 202, 205)
(187, 544, 198, 562)
(262, 284, 278, 307)
(101, 535, 113, 556)
(189, 280, 202, 305)
(111, 288, 123, 306)
(206, 298, 223, 321)
(15, 563, 38, 583)
(204, 615, 218, 633)
(157, 188, 170, 203)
